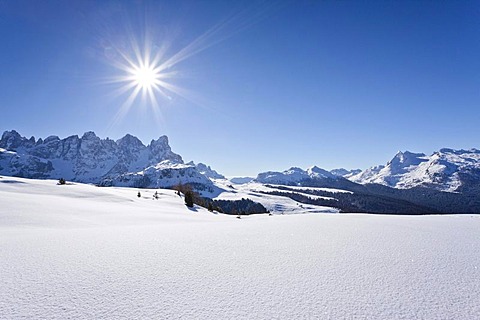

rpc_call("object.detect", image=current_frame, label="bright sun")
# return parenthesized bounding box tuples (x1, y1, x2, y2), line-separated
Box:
(132, 64, 158, 90)
(107, 32, 191, 120)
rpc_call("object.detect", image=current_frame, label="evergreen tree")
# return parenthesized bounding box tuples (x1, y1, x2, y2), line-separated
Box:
(184, 191, 194, 207)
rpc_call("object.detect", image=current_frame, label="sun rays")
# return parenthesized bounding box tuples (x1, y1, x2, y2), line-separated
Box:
(100, 1, 278, 129)
(104, 38, 179, 126)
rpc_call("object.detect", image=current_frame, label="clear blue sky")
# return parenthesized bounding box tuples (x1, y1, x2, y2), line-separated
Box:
(1, 0, 479, 177)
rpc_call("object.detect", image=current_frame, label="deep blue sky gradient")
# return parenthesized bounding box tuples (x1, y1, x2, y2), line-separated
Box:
(1, 0, 479, 176)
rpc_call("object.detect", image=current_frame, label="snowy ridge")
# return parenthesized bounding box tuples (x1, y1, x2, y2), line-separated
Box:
(350, 149, 480, 192)
(330, 168, 362, 178)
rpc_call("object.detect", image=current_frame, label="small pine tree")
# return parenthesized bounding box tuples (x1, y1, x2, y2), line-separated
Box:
(207, 202, 213, 212)
(184, 191, 194, 207)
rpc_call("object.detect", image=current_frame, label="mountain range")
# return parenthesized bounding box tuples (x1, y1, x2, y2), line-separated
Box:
(0, 130, 213, 189)
(2, 130, 480, 213)
(252, 148, 480, 194)
(350, 149, 480, 193)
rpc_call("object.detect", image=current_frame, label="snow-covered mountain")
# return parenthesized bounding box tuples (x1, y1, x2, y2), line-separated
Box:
(253, 166, 363, 191)
(350, 149, 480, 192)
(255, 166, 338, 185)
(330, 168, 362, 178)
(189, 162, 225, 180)
(0, 130, 215, 188)
(251, 152, 480, 213)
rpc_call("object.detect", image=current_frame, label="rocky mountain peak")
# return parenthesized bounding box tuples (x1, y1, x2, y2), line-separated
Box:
(388, 151, 427, 167)
(81, 131, 98, 140)
(148, 135, 182, 164)
(150, 135, 169, 147)
(117, 134, 145, 154)
(0, 130, 26, 149)
(195, 162, 225, 179)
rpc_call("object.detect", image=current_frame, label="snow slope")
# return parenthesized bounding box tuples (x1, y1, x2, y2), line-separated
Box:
(1, 176, 480, 319)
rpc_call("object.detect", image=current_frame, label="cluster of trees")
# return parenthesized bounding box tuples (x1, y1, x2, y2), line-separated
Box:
(173, 184, 196, 208)
(173, 183, 268, 215)
(206, 198, 268, 215)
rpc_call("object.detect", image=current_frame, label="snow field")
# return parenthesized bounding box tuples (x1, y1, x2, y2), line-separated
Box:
(1, 177, 480, 319)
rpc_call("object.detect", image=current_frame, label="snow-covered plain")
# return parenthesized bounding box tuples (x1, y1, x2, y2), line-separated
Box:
(1, 176, 480, 319)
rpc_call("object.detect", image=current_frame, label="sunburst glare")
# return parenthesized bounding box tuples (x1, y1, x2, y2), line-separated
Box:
(105, 39, 179, 126)
(101, 1, 277, 128)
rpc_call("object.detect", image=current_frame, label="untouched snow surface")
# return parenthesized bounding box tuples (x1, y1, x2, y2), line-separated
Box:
(1, 176, 480, 319)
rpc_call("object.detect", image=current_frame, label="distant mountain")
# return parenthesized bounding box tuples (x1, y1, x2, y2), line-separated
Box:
(189, 162, 225, 180)
(256, 166, 336, 185)
(350, 149, 480, 193)
(255, 166, 362, 191)
(330, 168, 362, 178)
(254, 159, 480, 213)
(0, 130, 217, 189)
(255, 166, 365, 185)
(230, 177, 254, 184)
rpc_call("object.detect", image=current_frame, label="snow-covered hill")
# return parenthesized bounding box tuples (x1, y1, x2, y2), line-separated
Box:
(350, 149, 480, 192)
(1, 176, 479, 319)
(0, 130, 214, 189)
